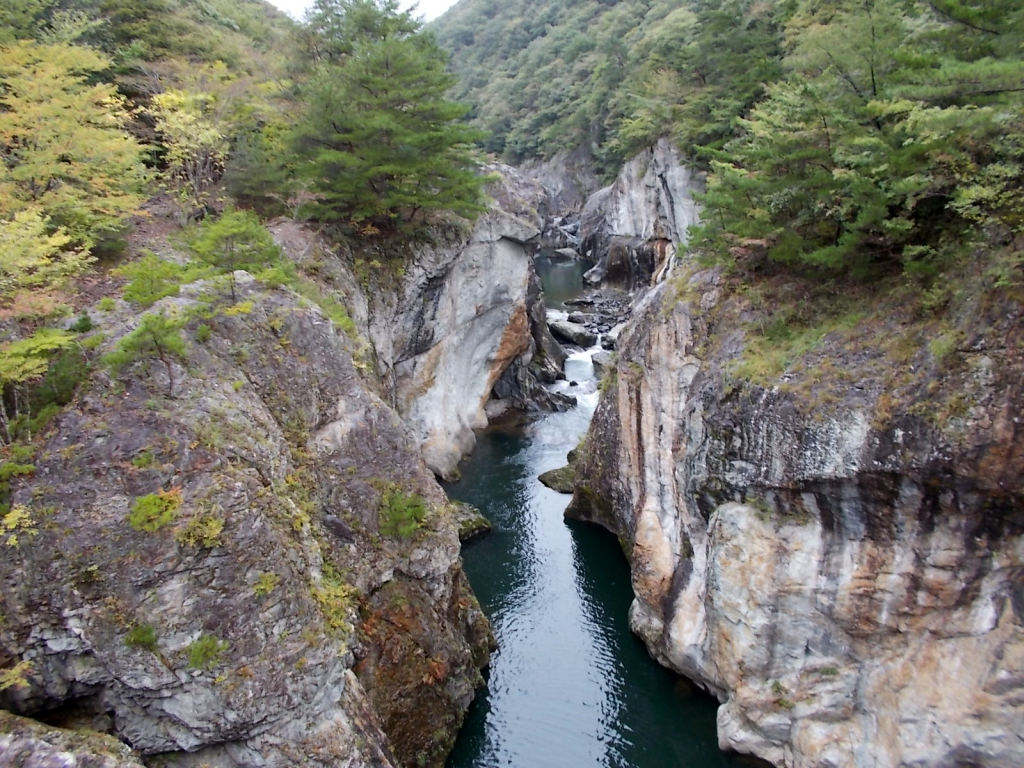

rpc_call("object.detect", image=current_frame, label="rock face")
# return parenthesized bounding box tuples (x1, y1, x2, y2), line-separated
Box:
(272, 167, 553, 481)
(375, 210, 538, 480)
(0, 278, 491, 767)
(522, 147, 601, 250)
(579, 138, 702, 289)
(0, 711, 146, 767)
(570, 273, 1024, 767)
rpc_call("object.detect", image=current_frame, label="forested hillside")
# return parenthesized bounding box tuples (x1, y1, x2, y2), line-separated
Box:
(0, 0, 486, 454)
(435, 0, 1023, 279)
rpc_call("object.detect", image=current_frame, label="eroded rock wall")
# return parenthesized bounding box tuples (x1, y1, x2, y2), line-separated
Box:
(571, 275, 1024, 767)
(375, 210, 539, 480)
(0, 278, 491, 767)
(579, 138, 702, 289)
(272, 168, 547, 481)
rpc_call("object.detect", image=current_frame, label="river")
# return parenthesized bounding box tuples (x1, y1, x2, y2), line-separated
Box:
(445, 256, 745, 768)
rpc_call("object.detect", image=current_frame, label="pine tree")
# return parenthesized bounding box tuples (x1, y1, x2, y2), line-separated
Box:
(102, 313, 187, 397)
(189, 210, 281, 301)
(293, 0, 486, 237)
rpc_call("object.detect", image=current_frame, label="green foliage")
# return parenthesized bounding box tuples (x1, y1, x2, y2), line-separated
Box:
(125, 623, 158, 650)
(612, 0, 785, 163)
(69, 314, 93, 333)
(195, 324, 212, 343)
(928, 330, 963, 363)
(131, 450, 155, 468)
(692, 0, 1024, 277)
(186, 633, 229, 670)
(128, 489, 181, 532)
(312, 564, 357, 634)
(102, 312, 188, 396)
(294, 0, 486, 236)
(433, 0, 741, 172)
(175, 510, 225, 548)
(118, 253, 183, 307)
(97, 298, 116, 312)
(378, 485, 428, 538)
(188, 210, 281, 300)
(253, 571, 280, 597)
(222, 121, 296, 217)
(0, 329, 76, 444)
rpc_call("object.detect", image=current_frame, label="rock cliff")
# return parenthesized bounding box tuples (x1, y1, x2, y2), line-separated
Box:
(0, 277, 491, 767)
(570, 270, 1024, 767)
(272, 166, 556, 481)
(578, 138, 702, 289)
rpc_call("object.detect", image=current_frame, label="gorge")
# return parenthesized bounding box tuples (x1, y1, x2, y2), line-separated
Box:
(2, 0, 1023, 766)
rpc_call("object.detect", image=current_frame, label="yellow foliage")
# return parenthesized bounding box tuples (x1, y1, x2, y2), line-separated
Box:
(0, 208, 92, 310)
(0, 41, 148, 247)
(0, 659, 33, 692)
(1, 504, 36, 548)
(148, 88, 229, 211)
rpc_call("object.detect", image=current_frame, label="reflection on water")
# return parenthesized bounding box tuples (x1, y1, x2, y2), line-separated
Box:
(445, 256, 742, 767)
(535, 253, 591, 310)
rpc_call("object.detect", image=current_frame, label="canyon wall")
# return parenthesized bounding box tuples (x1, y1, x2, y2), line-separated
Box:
(0, 278, 491, 767)
(579, 138, 702, 289)
(570, 271, 1024, 767)
(272, 166, 553, 481)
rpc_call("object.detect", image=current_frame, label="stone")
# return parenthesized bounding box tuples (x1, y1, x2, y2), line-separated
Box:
(1, 282, 492, 768)
(450, 501, 492, 542)
(549, 319, 597, 348)
(552, 247, 581, 260)
(538, 465, 575, 494)
(568, 311, 601, 325)
(0, 711, 146, 768)
(273, 164, 551, 483)
(591, 350, 614, 378)
(571, 271, 1024, 768)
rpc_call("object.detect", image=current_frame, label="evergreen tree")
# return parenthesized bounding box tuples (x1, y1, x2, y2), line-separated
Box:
(102, 312, 187, 397)
(293, 0, 486, 236)
(189, 210, 281, 301)
(695, 0, 1024, 277)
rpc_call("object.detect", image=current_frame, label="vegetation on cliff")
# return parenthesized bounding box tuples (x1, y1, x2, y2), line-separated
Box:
(0, 3, 498, 763)
(436, 0, 1023, 281)
(0, 0, 487, 448)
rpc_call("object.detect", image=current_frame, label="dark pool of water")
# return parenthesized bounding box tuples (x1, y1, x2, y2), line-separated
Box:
(444, 255, 744, 767)
(534, 253, 591, 310)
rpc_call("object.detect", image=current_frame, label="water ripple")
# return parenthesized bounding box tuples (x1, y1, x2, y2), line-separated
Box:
(446, 257, 744, 768)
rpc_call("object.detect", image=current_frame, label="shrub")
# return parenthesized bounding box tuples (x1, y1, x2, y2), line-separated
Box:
(128, 489, 181, 532)
(175, 511, 224, 548)
(312, 565, 357, 634)
(131, 451, 155, 468)
(187, 634, 229, 670)
(195, 324, 212, 343)
(378, 487, 428, 538)
(253, 572, 280, 597)
(69, 314, 94, 333)
(118, 252, 184, 307)
(97, 297, 116, 312)
(102, 312, 188, 397)
(125, 623, 158, 651)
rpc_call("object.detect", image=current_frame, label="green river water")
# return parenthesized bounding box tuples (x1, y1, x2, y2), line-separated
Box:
(445, 257, 747, 768)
